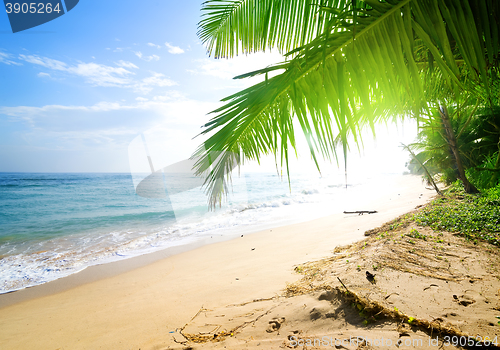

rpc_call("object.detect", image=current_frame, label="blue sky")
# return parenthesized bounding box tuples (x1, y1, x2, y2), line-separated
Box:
(0, 0, 416, 174)
(0, 0, 283, 172)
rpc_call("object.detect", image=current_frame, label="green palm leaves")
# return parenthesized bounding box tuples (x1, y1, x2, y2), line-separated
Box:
(410, 103, 500, 190)
(198, 0, 351, 58)
(194, 0, 500, 205)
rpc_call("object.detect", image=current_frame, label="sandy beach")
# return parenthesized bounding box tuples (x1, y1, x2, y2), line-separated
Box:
(2, 1, 499, 349)
(0, 175, 440, 349)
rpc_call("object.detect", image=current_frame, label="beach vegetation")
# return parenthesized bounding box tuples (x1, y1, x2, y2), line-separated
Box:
(413, 182, 500, 246)
(407, 228, 427, 241)
(407, 103, 500, 192)
(194, 0, 500, 205)
(365, 181, 499, 246)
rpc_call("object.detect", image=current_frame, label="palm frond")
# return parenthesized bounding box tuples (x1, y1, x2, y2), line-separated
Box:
(195, 0, 500, 206)
(198, 0, 361, 57)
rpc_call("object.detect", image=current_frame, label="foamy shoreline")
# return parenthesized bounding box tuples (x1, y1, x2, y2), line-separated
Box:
(0, 175, 436, 349)
(0, 172, 384, 295)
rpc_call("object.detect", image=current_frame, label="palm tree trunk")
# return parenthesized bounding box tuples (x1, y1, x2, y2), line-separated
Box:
(401, 143, 442, 195)
(438, 105, 479, 193)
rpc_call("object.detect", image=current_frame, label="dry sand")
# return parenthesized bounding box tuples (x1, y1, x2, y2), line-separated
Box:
(2, 175, 490, 350)
(188, 219, 499, 350)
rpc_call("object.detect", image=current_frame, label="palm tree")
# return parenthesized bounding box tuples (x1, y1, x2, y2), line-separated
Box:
(411, 102, 500, 190)
(401, 142, 442, 195)
(193, 0, 500, 205)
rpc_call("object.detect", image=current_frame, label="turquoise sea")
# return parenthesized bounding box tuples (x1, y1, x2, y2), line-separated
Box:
(0, 171, 395, 294)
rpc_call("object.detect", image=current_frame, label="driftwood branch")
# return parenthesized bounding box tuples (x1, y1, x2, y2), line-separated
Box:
(343, 210, 378, 215)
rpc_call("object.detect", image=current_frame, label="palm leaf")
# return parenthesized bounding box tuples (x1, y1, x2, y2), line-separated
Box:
(195, 0, 500, 206)
(198, 0, 351, 57)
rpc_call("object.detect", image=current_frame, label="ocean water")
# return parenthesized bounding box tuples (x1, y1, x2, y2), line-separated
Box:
(0, 171, 393, 294)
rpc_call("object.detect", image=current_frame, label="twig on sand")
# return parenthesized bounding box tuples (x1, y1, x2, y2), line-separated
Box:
(384, 292, 400, 300)
(337, 277, 350, 294)
(343, 211, 378, 215)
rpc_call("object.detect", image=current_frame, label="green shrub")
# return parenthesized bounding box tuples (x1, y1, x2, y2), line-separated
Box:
(466, 152, 500, 190)
(413, 183, 500, 246)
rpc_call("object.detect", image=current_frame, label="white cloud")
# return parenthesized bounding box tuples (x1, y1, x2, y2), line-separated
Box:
(189, 52, 285, 82)
(0, 52, 22, 66)
(1, 94, 215, 125)
(89, 101, 131, 112)
(151, 91, 185, 102)
(19, 54, 135, 87)
(133, 72, 177, 94)
(134, 51, 160, 61)
(147, 43, 161, 49)
(69, 62, 133, 86)
(165, 42, 184, 54)
(37, 72, 51, 78)
(115, 60, 139, 69)
(16, 54, 176, 93)
(0, 102, 129, 118)
(141, 73, 176, 87)
(19, 54, 67, 70)
(0, 96, 219, 155)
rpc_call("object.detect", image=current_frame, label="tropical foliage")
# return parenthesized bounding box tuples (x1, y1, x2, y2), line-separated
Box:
(408, 103, 500, 189)
(194, 0, 500, 205)
(413, 181, 500, 246)
(467, 151, 500, 189)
